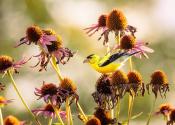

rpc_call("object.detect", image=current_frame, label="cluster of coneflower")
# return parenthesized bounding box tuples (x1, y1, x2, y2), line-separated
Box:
(0, 8, 173, 125)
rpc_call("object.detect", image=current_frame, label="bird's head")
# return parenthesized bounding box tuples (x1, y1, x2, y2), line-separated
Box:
(83, 54, 100, 64)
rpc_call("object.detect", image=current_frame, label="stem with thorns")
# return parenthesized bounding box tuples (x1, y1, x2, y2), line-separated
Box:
(146, 98, 157, 125)
(7, 70, 41, 125)
(0, 108, 3, 125)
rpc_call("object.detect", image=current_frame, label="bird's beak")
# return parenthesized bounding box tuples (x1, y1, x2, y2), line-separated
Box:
(83, 58, 89, 63)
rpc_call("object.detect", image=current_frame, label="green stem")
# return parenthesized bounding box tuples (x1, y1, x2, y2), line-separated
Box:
(116, 31, 121, 46)
(129, 57, 133, 71)
(7, 70, 41, 125)
(48, 118, 52, 125)
(127, 95, 135, 125)
(0, 108, 3, 125)
(77, 102, 87, 122)
(116, 98, 120, 122)
(50, 56, 63, 82)
(66, 98, 73, 125)
(146, 98, 157, 125)
(53, 106, 64, 125)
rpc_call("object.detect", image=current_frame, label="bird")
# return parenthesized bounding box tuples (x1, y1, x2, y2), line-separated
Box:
(83, 51, 140, 73)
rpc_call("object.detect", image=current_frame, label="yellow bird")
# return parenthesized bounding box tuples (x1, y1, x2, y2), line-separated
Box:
(83, 51, 139, 74)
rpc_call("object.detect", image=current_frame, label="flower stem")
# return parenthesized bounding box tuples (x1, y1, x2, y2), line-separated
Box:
(116, 31, 121, 46)
(48, 118, 52, 125)
(146, 98, 157, 125)
(116, 98, 120, 122)
(77, 102, 87, 122)
(7, 70, 41, 125)
(66, 98, 73, 125)
(50, 56, 63, 82)
(0, 108, 3, 125)
(129, 57, 133, 71)
(53, 106, 64, 125)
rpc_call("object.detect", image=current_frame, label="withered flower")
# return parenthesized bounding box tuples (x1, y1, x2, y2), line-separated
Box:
(127, 71, 145, 96)
(94, 107, 116, 125)
(114, 35, 154, 59)
(4, 115, 25, 125)
(59, 78, 79, 104)
(167, 109, 175, 125)
(110, 70, 129, 98)
(84, 14, 107, 37)
(0, 55, 30, 73)
(0, 96, 12, 107)
(155, 103, 173, 116)
(92, 74, 117, 110)
(86, 117, 101, 125)
(146, 70, 169, 98)
(32, 104, 66, 119)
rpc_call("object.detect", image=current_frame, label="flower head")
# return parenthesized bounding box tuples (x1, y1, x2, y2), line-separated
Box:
(92, 74, 118, 110)
(127, 71, 145, 96)
(94, 107, 116, 125)
(32, 104, 66, 119)
(146, 70, 169, 98)
(0, 96, 12, 107)
(4, 115, 25, 125)
(155, 103, 173, 116)
(84, 14, 107, 37)
(86, 117, 101, 125)
(0, 55, 30, 73)
(120, 35, 136, 50)
(106, 9, 127, 31)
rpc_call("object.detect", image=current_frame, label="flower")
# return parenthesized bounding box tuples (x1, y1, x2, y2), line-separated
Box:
(127, 71, 145, 96)
(34, 82, 61, 106)
(114, 35, 154, 58)
(167, 109, 175, 125)
(146, 70, 169, 98)
(110, 70, 129, 98)
(4, 115, 25, 125)
(32, 104, 66, 119)
(0, 96, 12, 107)
(16, 25, 56, 51)
(92, 74, 118, 110)
(0, 55, 30, 73)
(86, 117, 101, 125)
(94, 107, 116, 125)
(84, 14, 107, 37)
(59, 78, 79, 104)
(155, 103, 173, 116)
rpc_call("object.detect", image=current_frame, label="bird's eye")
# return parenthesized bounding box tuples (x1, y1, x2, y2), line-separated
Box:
(87, 54, 94, 59)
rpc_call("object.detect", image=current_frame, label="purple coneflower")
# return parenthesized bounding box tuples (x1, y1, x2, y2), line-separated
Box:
(32, 104, 66, 119)
(0, 55, 30, 73)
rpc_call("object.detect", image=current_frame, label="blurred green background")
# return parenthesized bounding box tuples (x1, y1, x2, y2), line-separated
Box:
(0, 0, 175, 124)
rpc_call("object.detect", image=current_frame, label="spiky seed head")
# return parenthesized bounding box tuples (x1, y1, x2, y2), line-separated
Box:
(159, 103, 173, 115)
(86, 117, 101, 125)
(106, 9, 127, 31)
(96, 74, 113, 94)
(44, 104, 55, 113)
(150, 70, 168, 85)
(120, 35, 136, 50)
(111, 70, 129, 85)
(127, 71, 142, 84)
(98, 14, 107, 27)
(4, 115, 21, 125)
(0, 55, 13, 73)
(94, 107, 112, 125)
(26, 25, 43, 43)
(47, 39, 62, 52)
(41, 83, 58, 96)
(60, 78, 77, 92)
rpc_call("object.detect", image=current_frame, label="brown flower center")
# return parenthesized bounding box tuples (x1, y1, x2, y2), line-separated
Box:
(86, 117, 101, 125)
(4, 115, 21, 125)
(44, 104, 55, 113)
(0, 55, 13, 73)
(111, 70, 128, 85)
(60, 78, 77, 92)
(98, 14, 107, 27)
(106, 9, 127, 31)
(127, 71, 142, 84)
(150, 70, 168, 85)
(26, 25, 43, 43)
(41, 83, 58, 96)
(120, 35, 136, 50)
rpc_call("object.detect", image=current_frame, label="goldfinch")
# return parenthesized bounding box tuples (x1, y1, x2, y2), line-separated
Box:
(83, 51, 139, 73)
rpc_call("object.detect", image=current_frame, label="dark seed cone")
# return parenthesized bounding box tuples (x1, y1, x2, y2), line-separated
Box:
(120, 35, 136, 50)
(0, 55, 13, 73)
(127, 71, 145, 96)
(86, 117, 101, 125)
(158, 103, 173, 116)
(4, 115, 21, 125)
(47, 39, 62, 53)
(106, 9, 127, 31)
(41, 82, 58, 96)
(26, 25, 43, 43)
(60, 78, 77, 92)
(98, 14, 107, 27)
(94, 107, 116, 125)
(44, 104, 55, 112)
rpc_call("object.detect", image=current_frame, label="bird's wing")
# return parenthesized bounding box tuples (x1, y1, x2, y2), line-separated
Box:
(98, 53, 111, 65)
(99, 51, 140, 67)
